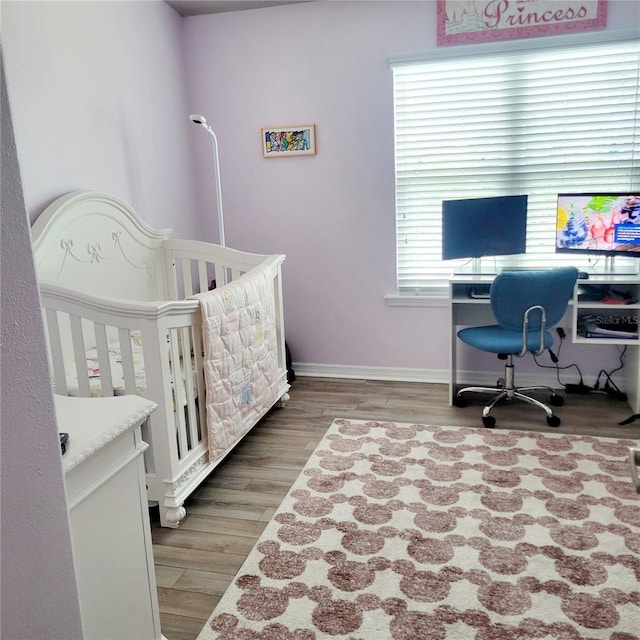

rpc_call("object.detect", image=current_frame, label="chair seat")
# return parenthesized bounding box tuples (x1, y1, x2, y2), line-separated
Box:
(457, 325, 554, 355)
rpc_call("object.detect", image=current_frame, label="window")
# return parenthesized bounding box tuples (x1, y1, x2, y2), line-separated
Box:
(391, 34, 640, 292)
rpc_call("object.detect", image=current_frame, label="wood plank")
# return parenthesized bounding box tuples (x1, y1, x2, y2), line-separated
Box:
(158, 613, 209, 640)
(157, 586, 218, 619)
(155, 565, 185, 589)
(173, 569, 236, 596)
(178, 514, 268, 539)
(153, 544, 246, 574)
(185, 501, 270, 522)
(152, 525, 258, 555)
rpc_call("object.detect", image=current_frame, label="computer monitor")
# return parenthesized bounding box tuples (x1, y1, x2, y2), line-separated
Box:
(555, 193, 640, 259)
(441, 195, 528, 265)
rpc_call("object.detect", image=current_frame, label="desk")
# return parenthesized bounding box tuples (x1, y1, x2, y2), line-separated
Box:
(449, 273, 640, 413)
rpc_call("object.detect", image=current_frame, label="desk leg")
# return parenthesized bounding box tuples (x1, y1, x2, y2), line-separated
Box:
(626, 344, 639, 414)
(450, 319, 457, 407)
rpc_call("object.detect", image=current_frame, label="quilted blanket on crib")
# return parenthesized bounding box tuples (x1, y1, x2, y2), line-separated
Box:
(190, 266, 281, 462)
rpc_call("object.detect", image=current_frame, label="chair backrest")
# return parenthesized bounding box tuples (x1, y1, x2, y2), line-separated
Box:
(490, 267, 579, 331)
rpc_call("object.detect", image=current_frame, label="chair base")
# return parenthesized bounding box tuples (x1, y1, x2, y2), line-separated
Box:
(454, 360, 563, 428)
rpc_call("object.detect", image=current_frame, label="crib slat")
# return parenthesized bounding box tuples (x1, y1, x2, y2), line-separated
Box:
(198, 261, 209, 294)
(169, 329, 189, 459)
(181, 258, 194, 298)
(45, 309, 68, 396)
(70, 315, 90, 397)
(181, 326, 199, 450)
(118, 327, 136, 393)
(94, 323, 114, 397)
(192, 322, 206, 445)
(214, 263, 226, 287)
(166, 256, 180, 300)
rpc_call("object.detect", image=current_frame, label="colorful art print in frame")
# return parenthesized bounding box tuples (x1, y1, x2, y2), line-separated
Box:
(262, 125, 316, 158)
(437, 0, 607, 46)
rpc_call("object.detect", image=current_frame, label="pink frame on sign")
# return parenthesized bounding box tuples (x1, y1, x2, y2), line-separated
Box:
(437, 0, 608, 47)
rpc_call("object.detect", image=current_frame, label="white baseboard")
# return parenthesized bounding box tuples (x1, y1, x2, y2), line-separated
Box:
(293, 363, 444, 383)
(292, 362, 566, 389)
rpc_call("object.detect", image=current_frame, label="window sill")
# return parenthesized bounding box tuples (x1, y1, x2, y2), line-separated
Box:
(385, 286, 448, 307)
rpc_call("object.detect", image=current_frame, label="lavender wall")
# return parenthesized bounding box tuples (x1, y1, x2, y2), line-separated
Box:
(1, 53, 83, 639)
(2, 0, 199, 236)
(182, 2, 431, 371)
(182, 0, 638, 385)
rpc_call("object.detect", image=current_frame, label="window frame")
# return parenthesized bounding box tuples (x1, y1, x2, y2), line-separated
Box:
(389, 30, 640, 298)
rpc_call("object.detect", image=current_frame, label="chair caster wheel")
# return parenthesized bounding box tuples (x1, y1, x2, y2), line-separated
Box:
(550, 394, 564, 407)
(547, 415, 561, 428)
(454, 396, 467, 408)
(482, 416, 496, 428)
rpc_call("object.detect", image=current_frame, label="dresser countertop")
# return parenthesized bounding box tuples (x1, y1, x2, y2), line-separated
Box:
(55, 394, 158, 472)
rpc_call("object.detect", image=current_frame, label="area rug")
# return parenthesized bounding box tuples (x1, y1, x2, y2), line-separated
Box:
(196, 419, 640, 640)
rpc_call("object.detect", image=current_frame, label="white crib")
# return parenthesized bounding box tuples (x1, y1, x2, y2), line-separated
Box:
(32, 191, 290, 527)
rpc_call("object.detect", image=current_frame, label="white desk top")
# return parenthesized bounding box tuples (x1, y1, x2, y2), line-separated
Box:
(450, 271, 639, 284)
(55, 395, 157, 472)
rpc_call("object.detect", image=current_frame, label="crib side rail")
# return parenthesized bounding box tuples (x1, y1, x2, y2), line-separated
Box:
(163, 238, 285, 298)
(38, 282, 207, 493)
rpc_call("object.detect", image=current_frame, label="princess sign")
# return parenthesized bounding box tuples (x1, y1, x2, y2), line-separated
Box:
(437, 0, 608, 46)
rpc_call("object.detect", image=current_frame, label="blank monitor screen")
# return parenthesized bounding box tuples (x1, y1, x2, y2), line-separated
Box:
(442, 195, 528, 260)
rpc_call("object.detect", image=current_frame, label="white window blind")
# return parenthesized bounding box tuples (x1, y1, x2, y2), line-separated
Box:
(392, 36, 640, 291)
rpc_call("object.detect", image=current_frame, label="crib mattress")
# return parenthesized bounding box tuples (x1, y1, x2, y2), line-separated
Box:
(61, 332, 146, 397)
(59, 332, 194, 406)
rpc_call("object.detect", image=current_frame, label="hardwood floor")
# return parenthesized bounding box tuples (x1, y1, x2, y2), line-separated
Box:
(151, 376, 640, 640)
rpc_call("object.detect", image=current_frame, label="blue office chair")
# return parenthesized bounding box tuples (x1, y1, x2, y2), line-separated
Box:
(455, 267, 579, 428)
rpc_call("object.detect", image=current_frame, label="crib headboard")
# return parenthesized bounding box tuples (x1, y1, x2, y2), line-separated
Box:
(31, 191, 172, 301)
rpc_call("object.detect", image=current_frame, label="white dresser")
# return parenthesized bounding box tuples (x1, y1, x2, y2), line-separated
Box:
(56, 394, 163, 640)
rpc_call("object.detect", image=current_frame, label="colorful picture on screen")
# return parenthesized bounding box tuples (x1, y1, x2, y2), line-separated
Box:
(556, 194, 640, 255)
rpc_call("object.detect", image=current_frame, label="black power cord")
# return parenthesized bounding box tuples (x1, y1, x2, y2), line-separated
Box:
(533, 331, 630, 403)
(532, 327, 585, 389)
(592, 346, 628, 401)
(534, 332, 633, 425)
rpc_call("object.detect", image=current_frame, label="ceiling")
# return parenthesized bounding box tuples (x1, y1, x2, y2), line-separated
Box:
(164, 0, 312, 17)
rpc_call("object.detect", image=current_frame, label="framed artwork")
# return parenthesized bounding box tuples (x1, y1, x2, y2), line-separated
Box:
(437, 0, 608, 46)
(262, 125, 316, 158)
